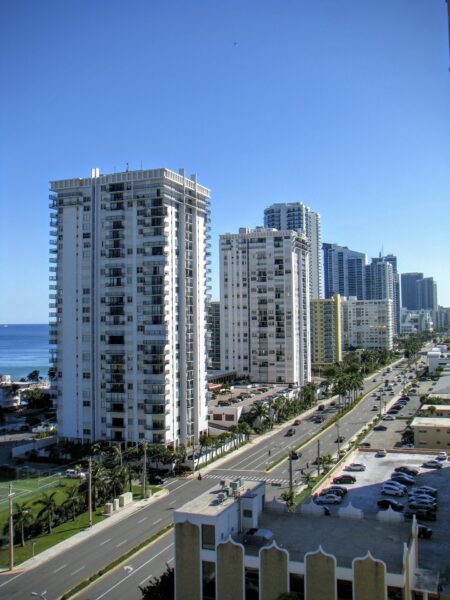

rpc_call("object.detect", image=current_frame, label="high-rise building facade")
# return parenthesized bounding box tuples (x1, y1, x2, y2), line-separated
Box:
(264, 203, 322, 299)
(417, 277, 438, 312)
(371, 254, 400, 335)
(401, 273, 423, 310)
(310, 294, 342, 367)
(207, 301, 221, 370)
(49, 167, 210, 448)
(341, 297, 393, 350)
(322, 243, 367, 300)
(220, 228, 311, 385)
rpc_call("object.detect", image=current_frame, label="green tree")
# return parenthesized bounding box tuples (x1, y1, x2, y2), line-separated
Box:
(26, 370, 40, 382)
(14, 502, 33, 547)
(63, 485, 81, 521)
(250, 399, 269, 429)
(139, 565, 174, 600)
(34, 491, 58, 534)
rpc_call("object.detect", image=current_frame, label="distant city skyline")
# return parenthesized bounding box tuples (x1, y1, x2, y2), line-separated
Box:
(1, 0, 449, 323)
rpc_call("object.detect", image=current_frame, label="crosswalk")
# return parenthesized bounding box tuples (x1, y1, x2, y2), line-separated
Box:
(203, 472, 289, 486)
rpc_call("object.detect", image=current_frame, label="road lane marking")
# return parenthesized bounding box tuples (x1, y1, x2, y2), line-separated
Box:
(53, 564, 67, 574)
(137, 517, 147, 524)
(93, 543, 174, 600)
(116, 539, 128, 548)
(99, 538, 111, 546)
(138, 574, 153, 587)
(152, 518, 162, 525)
(71, 565, 85, 576)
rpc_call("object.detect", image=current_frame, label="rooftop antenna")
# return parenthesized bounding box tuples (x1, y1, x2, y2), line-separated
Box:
(126, 162, 129, 172)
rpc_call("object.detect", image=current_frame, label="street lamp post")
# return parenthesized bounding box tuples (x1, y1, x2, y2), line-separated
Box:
(335, 421, 341, 457)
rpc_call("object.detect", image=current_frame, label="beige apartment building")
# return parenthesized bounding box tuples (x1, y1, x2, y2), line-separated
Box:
(310, 294, 342, 368)
(411, 416, 450, 449)
(174, 479, 444, 600)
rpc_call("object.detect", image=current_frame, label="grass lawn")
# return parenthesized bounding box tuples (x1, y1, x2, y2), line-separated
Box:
(0, 507, 106, 568)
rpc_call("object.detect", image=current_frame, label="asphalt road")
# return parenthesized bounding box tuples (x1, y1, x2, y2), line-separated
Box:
(0, 357, 420, 599)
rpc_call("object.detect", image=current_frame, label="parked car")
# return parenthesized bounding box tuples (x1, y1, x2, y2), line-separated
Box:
(408, 492, 436, 503)
(422, 460, 443, 469)
(345, 463, 366, 472)
(412, 486, 437, 497)
(417, 525, 433, 538)
(314, 494, 342, 505)
(326, 486, 348, 496)
(409, 500, 437, 511)
(391, 473, 415, 486)
(374, 425, 387, 431)
(383, 415, 395, 421)
(375, 449, 387, 457)
(377, 499, 403, 512)
(285, 428, 296, 437)
(381, 486, 404, 497)
(333, 474, 356, 484)
(394, 466, 419, 477)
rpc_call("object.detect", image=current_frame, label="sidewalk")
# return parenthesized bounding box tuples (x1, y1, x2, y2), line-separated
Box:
(15, 489, 169, 572)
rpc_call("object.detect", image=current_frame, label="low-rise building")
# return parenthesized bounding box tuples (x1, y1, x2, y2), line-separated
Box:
(400, 309, 434, 335)
(420, 404, 450, 417)
(411, 415, 450, 449)
(174, 479, 439, 600)
(427, 345, 450, 374)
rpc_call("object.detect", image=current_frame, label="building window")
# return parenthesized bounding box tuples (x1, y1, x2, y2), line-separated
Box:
(201, 524, 215, 550)
(243, 509, 252, 518)
(387, 587, 404, 600)
(337, 579, 353, 599)
(289, 573, 304, 599)
(245, 567, 259, 600)
(202, 561, 216, 600)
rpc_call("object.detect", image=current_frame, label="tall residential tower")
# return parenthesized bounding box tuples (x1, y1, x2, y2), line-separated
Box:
(264, 203, 322, 299)
(49, 167, 210, 448)
(322, 243, 367, 300)
(220, 228, 311, 385)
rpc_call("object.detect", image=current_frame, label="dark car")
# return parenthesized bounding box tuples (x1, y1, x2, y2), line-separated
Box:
(394, 466, 419, 477)
(404, 509, 436, 522)
(418, 525, 433, 539)
(327, 485, 348, 496)
(374, 425, 387, 431)
(285, 428, 296, 437)
(391, 473, 415, 486)
(290, 451, 301, 460)
(148, 474, 165, 485)
(335, 436, 345, 443)
(333, 474, 356, 485)
(377, 499, 404, 512)
(317, 404, 325, 411)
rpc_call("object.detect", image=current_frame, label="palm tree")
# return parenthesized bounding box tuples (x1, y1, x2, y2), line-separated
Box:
(250, 400, 269, 430)
(237, 421, 252, 442)
(14, 502, 33, 547)
(34, 492, 58, 534)
(64, 486, 81, 521)
(109, 465, 126, 499)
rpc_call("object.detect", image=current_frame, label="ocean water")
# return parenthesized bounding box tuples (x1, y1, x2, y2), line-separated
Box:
(0, 324, 49, 381)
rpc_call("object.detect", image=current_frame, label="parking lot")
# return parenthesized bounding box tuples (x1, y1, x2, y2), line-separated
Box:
(313, 450, 450, 592)
(209, 383, 295, 411)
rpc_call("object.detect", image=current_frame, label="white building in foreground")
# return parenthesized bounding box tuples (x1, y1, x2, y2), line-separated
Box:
(50, 167, 210, 448)
(220, 228, 311, 385)
(341, 297, 393, 350)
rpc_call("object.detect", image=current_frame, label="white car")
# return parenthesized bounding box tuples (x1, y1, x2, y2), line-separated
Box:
(384, 480, 407, 490)
(381, 486, 404, 497)
(383, 415, 396, 421)
(376, 449, 387, 457)
(314, 494, 342, 505)
(437, 451, 447, 461)
(345, 463, 366, 472)
(422, 460, 443, 469)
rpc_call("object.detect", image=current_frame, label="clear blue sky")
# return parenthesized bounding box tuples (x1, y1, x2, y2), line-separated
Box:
(1, 0, 449, 323)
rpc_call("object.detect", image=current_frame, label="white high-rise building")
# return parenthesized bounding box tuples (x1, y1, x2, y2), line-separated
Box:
(220, 228, 311, 385)
(341, 297, 393, 350)
(264, 203, 322, 299)
(49, 167, 210, 448)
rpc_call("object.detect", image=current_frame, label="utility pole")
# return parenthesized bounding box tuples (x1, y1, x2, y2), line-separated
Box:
(88, 457, 92, 528)
(317, 439, 321, 478)
(141, 442, 147, 500)
(8, 482, 14, 571)
(336, 421, 341, 457)
(288, 453, 293, 496)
